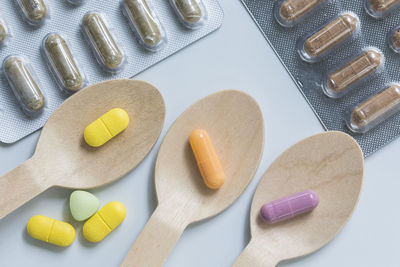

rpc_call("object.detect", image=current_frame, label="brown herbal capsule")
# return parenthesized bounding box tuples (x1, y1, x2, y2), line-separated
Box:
(325, 50, 382, 96)
(349, 85, 400, 132)
(44, 34, 83, 92)
(392, 28, 400, 49)
(82, 13, 124, 71)
(0, 23, 6, 43)
(368, 0, 400, 12)
(174, 0, 203, 24)
(303, 14, 358, 59)
(4, 56, 45, 114)
(123, 0, 163, 49)
(279, 0, 324, 23)
(19, 0, 47, 25)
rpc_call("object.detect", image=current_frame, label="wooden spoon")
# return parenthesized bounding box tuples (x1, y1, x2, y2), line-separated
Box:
(0, 79, 165, 219)
(233, 131, 364, 267)
(121, 90, 265, 266)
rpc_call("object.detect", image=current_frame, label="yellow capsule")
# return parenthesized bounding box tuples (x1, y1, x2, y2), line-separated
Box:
(84, 108, 129, 147)
(26, 215, 75, 247)
(83, 201, 126, 243)
(189, 129, 225, 189)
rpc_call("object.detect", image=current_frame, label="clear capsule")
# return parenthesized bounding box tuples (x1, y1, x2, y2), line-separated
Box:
(0, 24, 5, 44)
(298, 13, 359, 63)
(346, 84, 400, 133)
(170, 0, 208, 29)
(388, 25, 400, 53)
(82, 12, 126, 73)
(3, 56, 45, 116)
(274, 0, 326, 27)
(16, 0, 48, 26)
(0, 19, 10, 47)
(42, 33, 87, 93)
(121, 0, 167, 52)
(323, 48, 383, 98)
(365, 0, 400, 18)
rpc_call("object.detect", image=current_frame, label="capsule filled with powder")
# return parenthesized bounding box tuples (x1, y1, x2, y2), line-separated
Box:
(347, 84, 400, 133)
(323, 48, 383, 98)
(298, 13, 359, 62)
(3, 56, 45, 116)
(121, 0, 167, 52)
(82, 12, 126, 73)
(16, 0, 48, 26)
(170, 0, 208, 29)
(275, 0, 326, 27)
(365, 0, 400, 18)
(0, 24, 5, 44)
(388, 25, 400, 53)
(0, 19, 10, 46)
(42, 33, 86, 93)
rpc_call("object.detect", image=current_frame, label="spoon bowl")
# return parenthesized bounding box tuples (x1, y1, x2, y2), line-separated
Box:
(0, 79, 166, 219)
(155, 90, 265, 221)
(122, 90, 265, 266)
(234, 131, 364, 267)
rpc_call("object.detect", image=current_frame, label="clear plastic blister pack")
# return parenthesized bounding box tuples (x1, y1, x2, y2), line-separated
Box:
(240, 0, 400, 156)
(0, 0, 223, 143)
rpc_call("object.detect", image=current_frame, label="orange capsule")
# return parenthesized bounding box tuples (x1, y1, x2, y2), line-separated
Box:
(189, 129, 225, 189)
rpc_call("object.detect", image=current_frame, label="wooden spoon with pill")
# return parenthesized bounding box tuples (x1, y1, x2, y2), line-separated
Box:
(0, 79, 165, 219)
(233, 131, 364, 267)
(121, 90, 265, 266)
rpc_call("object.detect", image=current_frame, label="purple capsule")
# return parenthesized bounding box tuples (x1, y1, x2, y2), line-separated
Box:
(260, 190, 319, 224)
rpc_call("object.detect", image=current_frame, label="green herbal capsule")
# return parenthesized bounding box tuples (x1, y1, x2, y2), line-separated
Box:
(0, 23, 6, 43)
(82, 13, 125, 72)
(122, 0, 166, 51)
(17, 0, 48, 26)
(43, 33, 85, 92)
(3, 56, 45, 115)
(171, 0, 207, 29)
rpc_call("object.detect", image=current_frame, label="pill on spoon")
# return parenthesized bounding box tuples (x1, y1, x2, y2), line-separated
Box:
(260, 190, 319, 224)
(189, 129, 225, 189)
(27, 215, 75, 247)
(69, 190, 100, 221)
(84, 108, 129, 147)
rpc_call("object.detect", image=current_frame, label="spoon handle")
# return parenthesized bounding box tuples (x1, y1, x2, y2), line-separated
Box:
(0, 159, 47, 219)
(121, 204, 188, 267)
(233, 238, 279, 267)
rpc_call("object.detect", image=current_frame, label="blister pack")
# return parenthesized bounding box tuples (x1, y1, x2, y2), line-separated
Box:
(240, 0, 400, 156)
(0, 0, 223, 143)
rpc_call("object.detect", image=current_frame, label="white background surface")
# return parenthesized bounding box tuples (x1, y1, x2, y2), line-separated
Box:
(0, 0, 399, 266)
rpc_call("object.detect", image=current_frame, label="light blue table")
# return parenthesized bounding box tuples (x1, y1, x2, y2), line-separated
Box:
(0, 0, 398, 266)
